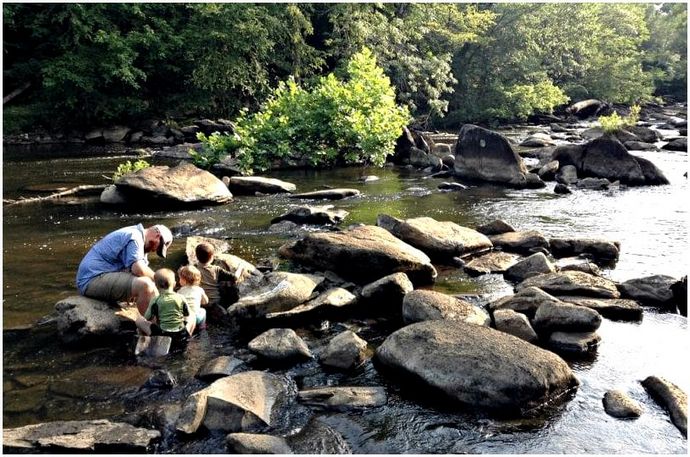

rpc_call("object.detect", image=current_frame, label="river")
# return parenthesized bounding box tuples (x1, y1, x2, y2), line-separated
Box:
(2, 132, 688, 453)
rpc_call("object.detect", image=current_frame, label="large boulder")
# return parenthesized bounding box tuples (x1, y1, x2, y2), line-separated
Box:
(377, 214, 492, 261)
(271, 205, 348, 226)
(504, 252, 556, 282)
(55, 296, 132, 345)
(488, 230, 550, 255)
(3, 420, 160, 453)
(402, 289, 490, 326)
(617, 275, 678, 308)
(566, 99, 610, 119)
(453, 124, 541, 188)
(278, 225, 437, 285)
(549, 238, 620, 264)
(225, 176, 296, 195)
(517, 271, 621, 299)
(663, 137, 687, 152)
(635, 156, 670, 185)
(109, 162, 233, 207)
(376, 320, 578, 415)
(642, 376, 687, 437)
(248, 328, 313, 362)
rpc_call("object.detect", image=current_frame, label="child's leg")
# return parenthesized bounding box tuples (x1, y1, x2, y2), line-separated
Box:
(196, 307, 207, 331)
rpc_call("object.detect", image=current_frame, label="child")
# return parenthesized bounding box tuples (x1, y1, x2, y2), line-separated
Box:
(194, 242, 242, 318)
(177, 265, 208, 334)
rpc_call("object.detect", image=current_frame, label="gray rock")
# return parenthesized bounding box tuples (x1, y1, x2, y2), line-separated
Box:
(603, 390, 643, 418)
(555, 165, 579, 185)
(226, 176, 296, 195)
(176, 390, 209, 434)
(144, 369, 176, 389)
(538, 160, 560, 181)
(558, 296, 642, 321)
(195, 118, 235, 135)
(320, 330, 368, 370)
(475, 219, 515, 236)
(554, 183, 572, 194)
(102, 126, 130, 143)
(84, 128, 104, 142)
(488, 230, 549, 255)
(360, 175, 380, 183)
(99, 185, 128, 205)
(286, 418, 351, 454)
(402, 289, 490, 326)
(266, 287, 357, 320)
(576, 177, 611, 190)
(3, 419, 160, 453)
(547, 331, 601, 355)
(226, 433, 292, 454)
(268, 220, 304, 234)
(135, 336, 171, 357)
(278, 225, 437, 286)
(517, 271, 621, 299)
(489, 286, 563, 316)
(618, 275, 677, 308)
(566, 99, 610, 119)
(627, 125, 661, 143)
(464, 251, 520, 275)
(559, 261, 602, 276)
(624, 140, 657, 151)
(642, 376, 687, 437)
(196, 356, 245, 382)
(377, 214, 493, 261)
(493, 309, 538, 343)
(271, 205, 348, 226)
(298, 386, 387, 411)
(289, 188, 361, 200)
(663, 137, 687, 152)
(55, 296, 132, 345)
(532, 301, 602, 333)
(549, 238, 620, 264)
(504, 252, 556, 282)
(376, 320, 578, 414)
(360, 272, 413, 310)
(248, 328, 313, 362)
(635, 156, 670, 185)
(520, 133, 555, 148)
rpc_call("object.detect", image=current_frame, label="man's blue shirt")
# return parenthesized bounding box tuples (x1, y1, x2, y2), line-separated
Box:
(76, 224, 148, 294)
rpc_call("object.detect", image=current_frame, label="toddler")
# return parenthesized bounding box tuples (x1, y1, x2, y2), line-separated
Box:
(177, 265, 209, 334)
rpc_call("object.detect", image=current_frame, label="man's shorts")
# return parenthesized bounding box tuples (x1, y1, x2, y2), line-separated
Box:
(83, 272, 135, 303)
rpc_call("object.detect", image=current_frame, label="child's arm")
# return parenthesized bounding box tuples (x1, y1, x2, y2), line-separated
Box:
(200, 289, 209, 306)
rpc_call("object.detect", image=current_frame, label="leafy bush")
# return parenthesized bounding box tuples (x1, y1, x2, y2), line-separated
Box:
(599, 105, 640, 134)
(112, 160, 151, 180)
(190, 132, 241, 169)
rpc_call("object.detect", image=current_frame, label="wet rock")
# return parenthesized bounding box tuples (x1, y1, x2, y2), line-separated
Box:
(628, 125, 661, 143)
(248, 328, 313, 362)
(504, 252, 556, 282)
(271, 205, 348, 226)
(225, 176, 296, 195)
(360, 272, 413, 311)
(517, 271, 621, 299)
(489, 287, 562, 317)
(624, 141, 657, 151)
(402, 289, 490, 326)
(559, 261, 602, 276)
(226, 433, 292, 454)
(576, 177, 611, 190)
(567, 99, 610, 119)
(548, 331, 601, 355)
(671, 276, 687, 316)
(3, 419, 160, 453)
(538, 160, 559, 181)
(376, 320, 578, 414)
(555, 165, 579, 185)
(617, 275, 677, 309)
(213, 155, 244, 176)
(298, 386, 387, 411)
(520, 133, 555, 148)
(320, 330, 368, 370)
(289, 188, 361, 200)
(176, 390, 208, 434)
(603, 390, 643, 418)
(144, 369, 176, 389)
(532, 301, 602, 333)
(55, 296, 132, 345)
(286, 417, 351, 454)
(454, 124, 540, 188)
(195, 118, 235, 135)
(185, 235, 230, 264)
(476, 219, 515, 236)
(554, 183, 572, 194)
(110, 162, 233, 207)
(558, 296, 642, 321)
(641, 376, 687, 437)
(635, 156, 670, 185)
(360, 175, 380, 183)
(492, 309, 538, 343)
(278, 225, 437, 286)
(488, 230, 549, 256)
(267, 220, 304, 234)
(663, 137, 687, 152)
(203, 371, 296, 432)
(229, 272, 324, 319)
(377, 214, 492, 261)
(134, 335, 171, 357)
(438, 182, 468, 191)
(196, 356, 245, 382)
(549, 238, 620, 264)
(464, 251, 520, 275)
(102, 126, 131, 143)
(266, 288, 358, 320)
(99, 185, 127, 204)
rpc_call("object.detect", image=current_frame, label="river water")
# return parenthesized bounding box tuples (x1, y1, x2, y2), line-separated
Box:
(2, 135, 688, 453)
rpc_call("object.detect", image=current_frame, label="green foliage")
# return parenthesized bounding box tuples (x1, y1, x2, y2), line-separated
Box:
(599, 105, 641, 134)
(190, 132, 240, 169)
(112, 160, 150, 180)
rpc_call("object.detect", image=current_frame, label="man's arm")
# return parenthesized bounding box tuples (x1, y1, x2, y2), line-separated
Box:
(131, 260, 155, 279)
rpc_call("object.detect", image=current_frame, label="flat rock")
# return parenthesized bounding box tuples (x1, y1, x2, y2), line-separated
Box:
(504, 252, 556, 282)
(297, 386, 387, 411)
(225, 176, 296, 195)
(248, 328, 313, 362)
(488, 231, 549, 255)
(532, 301, 602, 333)
(271, 205, 348, 225)
(55, 296, 132, 345)
(402, 289, 490, 326)
(603, 390, 643, 418)
(489, 286, 562, 317)
(266, 288, 357, 320)
(618, 275, 677, 308)
(558, 296, 642, 321)
(196, 356, 245, 382)
(517, 271, 621, 299)
(549, 238, 620, 264)
(642, 376, 687, 437)
(547, 331, 601, 355)
(376, 320, 578, 414)
(226, 433, 292, 454)
(475, 219, 515, 236)
(319, 330, 368, 370)
(289, 188, 361, 200)
(464, 251, 520, 275)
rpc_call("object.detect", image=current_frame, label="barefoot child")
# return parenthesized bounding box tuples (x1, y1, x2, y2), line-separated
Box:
(177, 265, 208, 334)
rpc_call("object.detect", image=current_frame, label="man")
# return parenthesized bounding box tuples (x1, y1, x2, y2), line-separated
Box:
(76, 224, 173, 313)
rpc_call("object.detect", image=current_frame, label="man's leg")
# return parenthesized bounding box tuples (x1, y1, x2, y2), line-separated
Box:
(131, 276, 157, 314)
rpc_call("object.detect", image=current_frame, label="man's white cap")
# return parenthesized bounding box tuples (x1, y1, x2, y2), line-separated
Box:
(153, 224, 173, 258)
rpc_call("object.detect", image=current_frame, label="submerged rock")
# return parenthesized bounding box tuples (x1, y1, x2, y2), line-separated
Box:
(298, 386, 387, 411)
(320, 330, 369, 371)
(517, 271, 621, 299)
(226, 433, 292, 454)
(402, 289, 490, 326)
(603, 390, 643, 418)
(248, 328, 313, 362)
(641, 376, 687, 437)
(225, 176, 296, 195)
(285, 417, 352, 454)
(271, 205, 348, 226)
(376, 320, 578, 415)
(289, 188, 361, 200)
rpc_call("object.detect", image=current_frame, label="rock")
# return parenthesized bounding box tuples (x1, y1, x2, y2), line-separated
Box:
(360, 175, 380, 183)
(393, 127, 426, 164)
(271, 205, 348, 226)
(195, 118, 235, 135)
(547, 331, 601, 355)
(55, 296, 132, 345)
(135, 336, 172, 357)
(488, 230, 549, 255)
(268, 220, 304, 234)
(517, 271, 621, 299)
(319, 330, 368, 370)
(476, 219, 515, 236)
(554, 183, 572, 194)
(212, 155, 244, 176)
(376, 320, 578, 414)
(558, 296, 643, 321)
(438, 182, 468, 191)
(618, 275, 677, 308)
(493, 309, 538, 343)
(3, 419, 160, 453)
(266, 288, 358, 320)
(289, 188, 361, 200)
(402, 289, 490, 326)
(409, 146, 436, 168)
(278, 225, 437, 286)
(489, 287, 563, 317)
(576, 177, 611, 190)
(628, 125, 661, 143)
(566, 99, 611, 119)
(84, 128, 104, 143)
(663, 137, 687, 152)
(624, 141, 657, 151)
(538, 160, 560, 181)
(225, 176, 296, 195)
(203, 371, 295, 432)
(555, 164, 579, 185)
(112, 162, 233, 207)
(226, 433, 292, 454)
(464, 251, 520, 275)
(377, 214, 492, 261)
(520, 133, 555, 148)
(642, 376, 687, 437)
(635, 156, 670, 185)
(603, 390, 643, 418)
(285, 418, 351, 454)
(99, 185, 128, 204)
(504, 252, 556, 282)
(102, 126, 131, 143)
(144, 369, 176, 389)
(176, 390, 209, 434)
(185, 235, 230, 265)
(549, 238, 620, 264)
(532, 301, 602, 333)
(671, 276, 687, 316)
(248, 328, 313, 362)
(228, 272, 324, 319)
(298, 386, 387, 411)
(196, 356, 245, 382)
(360, 272, 413, 311)
(142, 135, 174, 146)
(454, 124, 539, 188)
(559, 261, 602, 276)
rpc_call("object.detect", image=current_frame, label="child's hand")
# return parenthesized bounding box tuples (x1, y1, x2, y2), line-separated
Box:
(115, 307, 141, 321)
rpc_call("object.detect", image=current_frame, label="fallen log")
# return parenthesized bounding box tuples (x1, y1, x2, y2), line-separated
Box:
(3, 184, 106, 206)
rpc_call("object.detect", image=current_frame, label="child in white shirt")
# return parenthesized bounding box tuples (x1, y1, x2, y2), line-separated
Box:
(177, 265, 209, 334)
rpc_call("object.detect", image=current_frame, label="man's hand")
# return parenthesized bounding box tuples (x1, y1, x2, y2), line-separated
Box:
(131, 259, 155, 279)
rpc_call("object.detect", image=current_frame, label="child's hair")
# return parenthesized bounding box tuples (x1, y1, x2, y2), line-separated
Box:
(178, 265, 202, 286)
(195, 242, 215, 264)
(154, 268, 176, 290)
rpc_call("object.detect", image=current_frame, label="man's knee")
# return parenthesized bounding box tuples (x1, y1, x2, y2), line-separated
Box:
(132, 276, 156, 296)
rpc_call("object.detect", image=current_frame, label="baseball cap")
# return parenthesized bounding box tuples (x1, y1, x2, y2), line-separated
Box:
(153, 224, 173, 258)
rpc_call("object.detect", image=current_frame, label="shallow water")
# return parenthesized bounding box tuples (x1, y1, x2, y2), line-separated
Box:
(2, 138, 688, 453)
